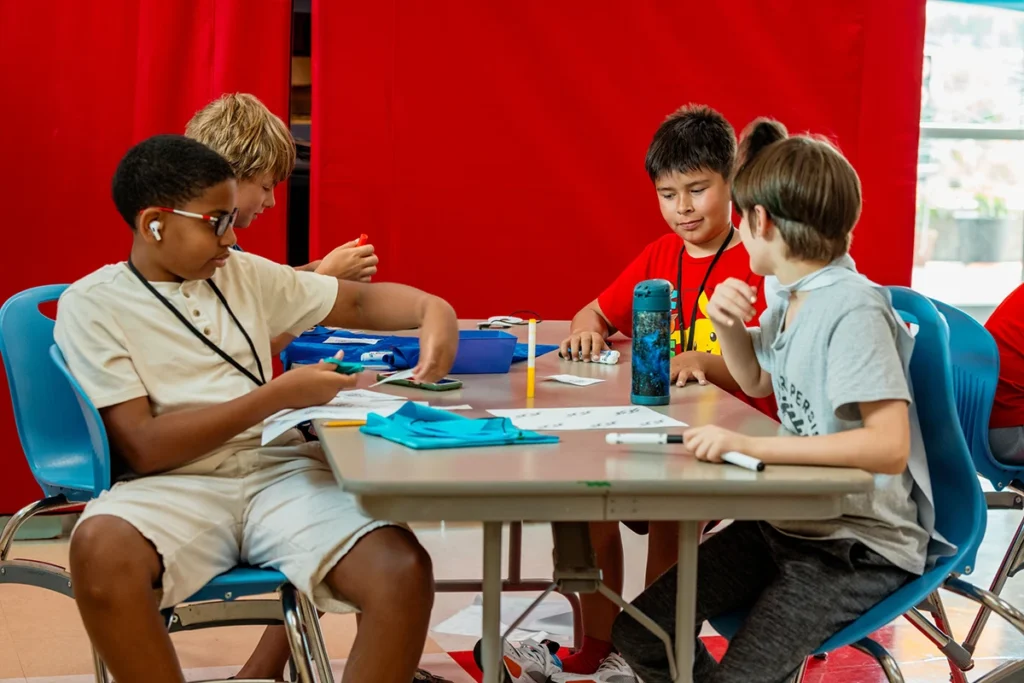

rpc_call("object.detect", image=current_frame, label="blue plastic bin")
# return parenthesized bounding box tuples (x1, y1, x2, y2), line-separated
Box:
(450, 330, 519, 374)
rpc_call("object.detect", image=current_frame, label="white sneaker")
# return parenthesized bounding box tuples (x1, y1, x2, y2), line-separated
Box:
(474, 638, 563, 683)
(551, 653, 639, 683)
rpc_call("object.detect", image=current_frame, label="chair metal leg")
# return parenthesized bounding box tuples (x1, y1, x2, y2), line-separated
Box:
(964, 512, 1024, 653)
(851, 637, 905, 683)
(92, 647, 109, 683)
(903, 605, 973, 672)
(0, 495, 74, 560)
(945, 577, 1024, 637)
(298, 592, 333, 683)
(280, 585, 316, 683)
(974, 658, 1024, 683)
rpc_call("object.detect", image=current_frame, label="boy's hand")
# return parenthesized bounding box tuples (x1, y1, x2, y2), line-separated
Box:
(559, 331, 608, 362)
(316, 239, 379, 282)
(707, 278, 758, 328)
(672, 351, 709, 386)
(271, 353, 359, 409)
(412, 300, 459, 383)
(683, 425, 752, 463)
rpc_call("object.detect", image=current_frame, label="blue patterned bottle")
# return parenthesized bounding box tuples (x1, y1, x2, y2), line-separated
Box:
(631, 279, 672, 406)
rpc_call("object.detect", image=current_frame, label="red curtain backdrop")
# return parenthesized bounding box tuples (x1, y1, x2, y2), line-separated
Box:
(0, 0, 291, 511)
(311, 1, 926, 319)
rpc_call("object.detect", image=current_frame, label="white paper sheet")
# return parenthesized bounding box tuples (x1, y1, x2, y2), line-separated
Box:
(262, 402, 407, 445)
(329, 389, 409, 405)
(487, 406, 686, 431)
(545, 374, 605, 387)
(325, 336, 381, 345)
(432, 404, 473, 411)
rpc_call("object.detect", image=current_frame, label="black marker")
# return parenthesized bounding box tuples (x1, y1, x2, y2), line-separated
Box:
(604, 433, 765, 472)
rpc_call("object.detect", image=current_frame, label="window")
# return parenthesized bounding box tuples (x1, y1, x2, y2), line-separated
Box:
(913, 1, 1024, 310)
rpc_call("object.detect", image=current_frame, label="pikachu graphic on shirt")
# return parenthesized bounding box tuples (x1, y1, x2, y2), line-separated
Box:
(681, 291, 721, 355)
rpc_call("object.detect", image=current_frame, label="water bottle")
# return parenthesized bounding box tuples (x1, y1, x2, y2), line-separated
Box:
(631, 279, 672, 406)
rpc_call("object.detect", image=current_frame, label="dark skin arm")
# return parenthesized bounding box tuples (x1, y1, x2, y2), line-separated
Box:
(100, 363, 357, 476)
(101, 280, 457, 476)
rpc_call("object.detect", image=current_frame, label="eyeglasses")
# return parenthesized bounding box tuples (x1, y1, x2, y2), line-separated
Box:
(155, 207, 238, 236)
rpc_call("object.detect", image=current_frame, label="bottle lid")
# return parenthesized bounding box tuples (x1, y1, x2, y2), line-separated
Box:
(633, 278, 673, 312)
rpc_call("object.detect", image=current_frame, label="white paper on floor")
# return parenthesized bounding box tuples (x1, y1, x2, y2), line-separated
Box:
(432, 593, 574, 643)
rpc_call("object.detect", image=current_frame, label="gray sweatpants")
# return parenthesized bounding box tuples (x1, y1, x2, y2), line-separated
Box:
(611, 521, 911, 683)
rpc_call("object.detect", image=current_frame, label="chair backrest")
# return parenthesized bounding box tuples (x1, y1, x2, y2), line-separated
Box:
(0, 286, 109, 497)
(930, 297, 1015, 489)
(50, 344, 112, 493)
(890, 287, 986, 572)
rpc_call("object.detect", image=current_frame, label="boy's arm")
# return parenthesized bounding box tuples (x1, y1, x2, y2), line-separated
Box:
(294, 261, 321, 273)
(98, 357, 357, 476)
(705, 278, 773, 397)
(321, 280, 458, 381)
(745, 399, 910, 474)
(684, 399, 910, 475)
(100, 386, 288, 475)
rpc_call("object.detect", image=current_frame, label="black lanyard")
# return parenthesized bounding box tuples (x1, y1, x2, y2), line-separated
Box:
(675, 228, 734, 352)
(126, 261, 266, 387)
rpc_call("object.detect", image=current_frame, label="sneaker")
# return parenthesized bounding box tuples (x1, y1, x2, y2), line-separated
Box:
(473, 637, 563, 682)
(551, 653, 639, 683)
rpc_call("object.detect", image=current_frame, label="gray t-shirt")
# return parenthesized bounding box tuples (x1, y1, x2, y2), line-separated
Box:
(750, 272, 931, 575)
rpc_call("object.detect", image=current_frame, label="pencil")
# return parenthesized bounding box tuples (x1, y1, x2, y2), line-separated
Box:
(323, 420, 367, 428)
(526, 318, 537, 398)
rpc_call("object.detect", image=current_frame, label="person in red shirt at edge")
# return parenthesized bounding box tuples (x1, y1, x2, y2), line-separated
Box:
(986, 283, 1024, 464)
(555, 104, 777, 676)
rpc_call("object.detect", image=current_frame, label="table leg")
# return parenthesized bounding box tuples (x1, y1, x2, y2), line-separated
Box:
(482, 522, 504, 683)
(674, 521, 700, 683)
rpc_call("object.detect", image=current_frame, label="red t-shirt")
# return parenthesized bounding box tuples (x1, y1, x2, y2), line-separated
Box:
(597, 232, 776, 418)
(986, 283, 1024, 429)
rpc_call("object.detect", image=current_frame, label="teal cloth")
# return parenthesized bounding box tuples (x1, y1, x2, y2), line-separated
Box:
(361, 402, 559, 449)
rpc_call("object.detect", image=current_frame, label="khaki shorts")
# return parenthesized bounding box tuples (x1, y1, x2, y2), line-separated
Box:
(75, 442, 400, 612)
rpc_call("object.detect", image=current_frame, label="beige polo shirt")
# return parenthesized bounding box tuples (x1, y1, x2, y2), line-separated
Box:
(54, 250, 339, 475)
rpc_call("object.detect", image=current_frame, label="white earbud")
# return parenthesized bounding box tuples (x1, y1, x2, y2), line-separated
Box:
(149, 220, 162, 242)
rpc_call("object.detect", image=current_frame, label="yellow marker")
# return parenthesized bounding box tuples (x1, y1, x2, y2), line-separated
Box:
(323, 420, 367, 428)
(526, 318, 537, 399)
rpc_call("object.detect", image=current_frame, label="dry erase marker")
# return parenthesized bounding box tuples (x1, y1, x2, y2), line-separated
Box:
(526, 319, 537, 398)
(357, 234, 369, 246)
(604, 433, 765, 472)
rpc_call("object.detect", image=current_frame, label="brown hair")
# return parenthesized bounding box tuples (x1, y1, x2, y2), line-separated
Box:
(185, 93, 295, 183)
(732, 118, 860, 262)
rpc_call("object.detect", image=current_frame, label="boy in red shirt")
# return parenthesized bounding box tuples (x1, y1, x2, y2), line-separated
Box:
(555, 105, 774, 677)
(986, 283, 1024, 462)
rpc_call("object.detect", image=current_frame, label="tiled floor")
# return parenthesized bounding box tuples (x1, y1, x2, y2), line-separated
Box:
(1, 510, 1023, 682)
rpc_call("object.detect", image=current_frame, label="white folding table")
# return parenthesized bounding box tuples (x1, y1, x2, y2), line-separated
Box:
(315, 323, 873, 683)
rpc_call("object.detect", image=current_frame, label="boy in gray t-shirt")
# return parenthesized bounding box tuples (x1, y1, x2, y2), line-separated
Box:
(612, 120, 948, 683)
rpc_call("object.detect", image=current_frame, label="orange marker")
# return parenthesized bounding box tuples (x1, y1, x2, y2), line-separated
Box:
(357, 234, 369, 246)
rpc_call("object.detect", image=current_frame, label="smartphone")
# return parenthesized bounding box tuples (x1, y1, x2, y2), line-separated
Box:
(375, 372, 463, 391)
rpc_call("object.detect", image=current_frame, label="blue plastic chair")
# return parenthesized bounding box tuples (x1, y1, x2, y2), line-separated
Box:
(710, 287, 1024, 682)
(929, 297, 1024, 675)
(0, 286, 333, 683)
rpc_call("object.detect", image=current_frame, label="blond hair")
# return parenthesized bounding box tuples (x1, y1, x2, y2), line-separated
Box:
(732, 119, 860, 262)
(185, 93, 295, 183)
